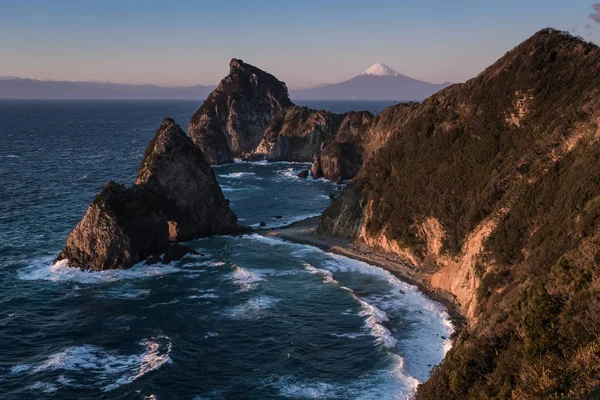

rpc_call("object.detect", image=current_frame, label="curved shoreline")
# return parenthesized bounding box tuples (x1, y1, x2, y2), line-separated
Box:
(259, 216, 467, 336)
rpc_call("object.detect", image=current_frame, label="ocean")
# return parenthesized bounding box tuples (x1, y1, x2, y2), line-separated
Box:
(0, 100, 452, 400)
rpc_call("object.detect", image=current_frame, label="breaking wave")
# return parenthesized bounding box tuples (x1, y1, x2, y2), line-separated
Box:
(6, 336, 172, 393)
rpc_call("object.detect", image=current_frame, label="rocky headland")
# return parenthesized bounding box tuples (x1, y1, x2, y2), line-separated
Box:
(188, 59, 382, 182)
(316, 29, 600, 399)
(53, 27, 600, 399)
(57, 118, 243, 271)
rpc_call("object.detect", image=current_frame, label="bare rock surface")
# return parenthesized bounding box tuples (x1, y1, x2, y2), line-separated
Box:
(57, 119, 242, 270)
(188, 59, 377, 181)
(188, 59, 293, 164)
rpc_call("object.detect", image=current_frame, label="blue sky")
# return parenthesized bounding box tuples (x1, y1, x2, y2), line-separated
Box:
(1, 0, 598, 87)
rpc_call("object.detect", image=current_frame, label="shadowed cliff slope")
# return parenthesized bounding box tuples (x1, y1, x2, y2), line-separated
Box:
(318, 28, 600, 399)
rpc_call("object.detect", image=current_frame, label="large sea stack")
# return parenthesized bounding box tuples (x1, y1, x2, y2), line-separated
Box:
(188, 58, 293, 164)
(57, 118, 241, 270)
(188, 59, 381, 181)
(317, 29, 600, 399)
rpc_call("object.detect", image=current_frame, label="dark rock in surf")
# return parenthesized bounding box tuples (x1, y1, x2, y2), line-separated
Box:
(311, 140, 363, 182)
(57, 118, 243, 271)
(136, 118, 239, 240)
(57, 181, 171, 271)
(297, 170, 309, 179)
(161, 243, 199, 264)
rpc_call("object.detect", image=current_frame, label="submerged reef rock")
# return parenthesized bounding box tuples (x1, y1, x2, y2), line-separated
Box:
(57, 118, 242, 271)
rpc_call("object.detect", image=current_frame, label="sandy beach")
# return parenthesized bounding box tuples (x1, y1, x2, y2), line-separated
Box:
(261, 216, 466, 331)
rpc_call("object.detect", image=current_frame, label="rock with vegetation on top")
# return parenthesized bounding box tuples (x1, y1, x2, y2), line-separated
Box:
(318, 28, 600, 399)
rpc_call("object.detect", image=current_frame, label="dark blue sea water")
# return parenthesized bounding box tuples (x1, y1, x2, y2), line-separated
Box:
(0, 100, 452, 400)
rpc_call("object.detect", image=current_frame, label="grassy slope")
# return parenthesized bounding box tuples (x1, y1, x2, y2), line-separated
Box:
(319, 28, 600, 399)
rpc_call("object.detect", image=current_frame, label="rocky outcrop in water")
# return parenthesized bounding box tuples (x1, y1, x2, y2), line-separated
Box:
(136, 118, 238, 240)
(57, 118, 242, 270)
(188, 59, 293, 164)
(188, 59, 377, 181)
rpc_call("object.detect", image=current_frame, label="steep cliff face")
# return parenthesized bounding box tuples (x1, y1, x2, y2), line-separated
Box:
(318, 29, 600, 399)
(188, 60, 380, 181)
(136, 118, 238, 240)
(188, 59, 293, 164)
(57, 119, 241, 270)
(310, 111, 373, 180)
(56, 182, 171, 271)
(253, 106, 342, 161)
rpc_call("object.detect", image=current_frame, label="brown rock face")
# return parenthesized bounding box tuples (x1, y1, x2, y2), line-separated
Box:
(57, 118, 241, 270)
(253, 106, 342, 161)
(317, 29, 600, 399)
(57, 182, 171, 271)
(310, 141, 362, 181)
(136, 118, 238, 240)
(188, 59, 293, 164)
(188, 60, 377, 181)
(310, 111, 372, 181)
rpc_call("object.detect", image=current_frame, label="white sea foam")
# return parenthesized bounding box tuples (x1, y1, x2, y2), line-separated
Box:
(101, 288, 152, 300)
(232, 158, 268, 165)
(18, 257, 181, 284)
(272, 363, 421, 400)
(276, 167, 297, 178)
(218, 171, 260, 179)
(231, 159, 311, 166)
(244, 234, 454, 383)
(227, 265, 265, 292)
(146, 299, 180, 308)
(29, 381, 58, 393)
(303, 262, 336, 284)
(8, 336, 172, 392)
(223, 295, 280, 320)
(188, 293, 219, 299)
(220, 186, 247, 193)
(277, 377, 336, 398)
(205, 261, 226, 267)
(327, 332, 367, 339)
(355, 295, 397, 348)
(249, 212, 322, 229)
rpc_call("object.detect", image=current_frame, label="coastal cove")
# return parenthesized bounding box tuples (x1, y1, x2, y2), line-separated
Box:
(0, 100, 453, 399)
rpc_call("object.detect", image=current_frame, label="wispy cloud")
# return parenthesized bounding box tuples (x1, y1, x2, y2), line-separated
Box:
(590, 4, 600, 23)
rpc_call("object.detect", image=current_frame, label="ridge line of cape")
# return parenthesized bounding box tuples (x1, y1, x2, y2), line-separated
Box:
(316, 27, 600, 399)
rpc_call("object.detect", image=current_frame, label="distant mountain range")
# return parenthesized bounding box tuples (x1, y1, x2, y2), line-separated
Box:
(290, 63, 451, 101)
(0, 78, 215, 100)
(0, 64, 449, 101)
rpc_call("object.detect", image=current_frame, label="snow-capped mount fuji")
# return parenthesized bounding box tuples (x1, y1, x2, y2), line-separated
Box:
(291, 63, 450, 101)
(359, 63, 401, 77)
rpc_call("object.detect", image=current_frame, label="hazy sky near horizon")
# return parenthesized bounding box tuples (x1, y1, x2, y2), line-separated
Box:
(1, 0, 598, 88)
